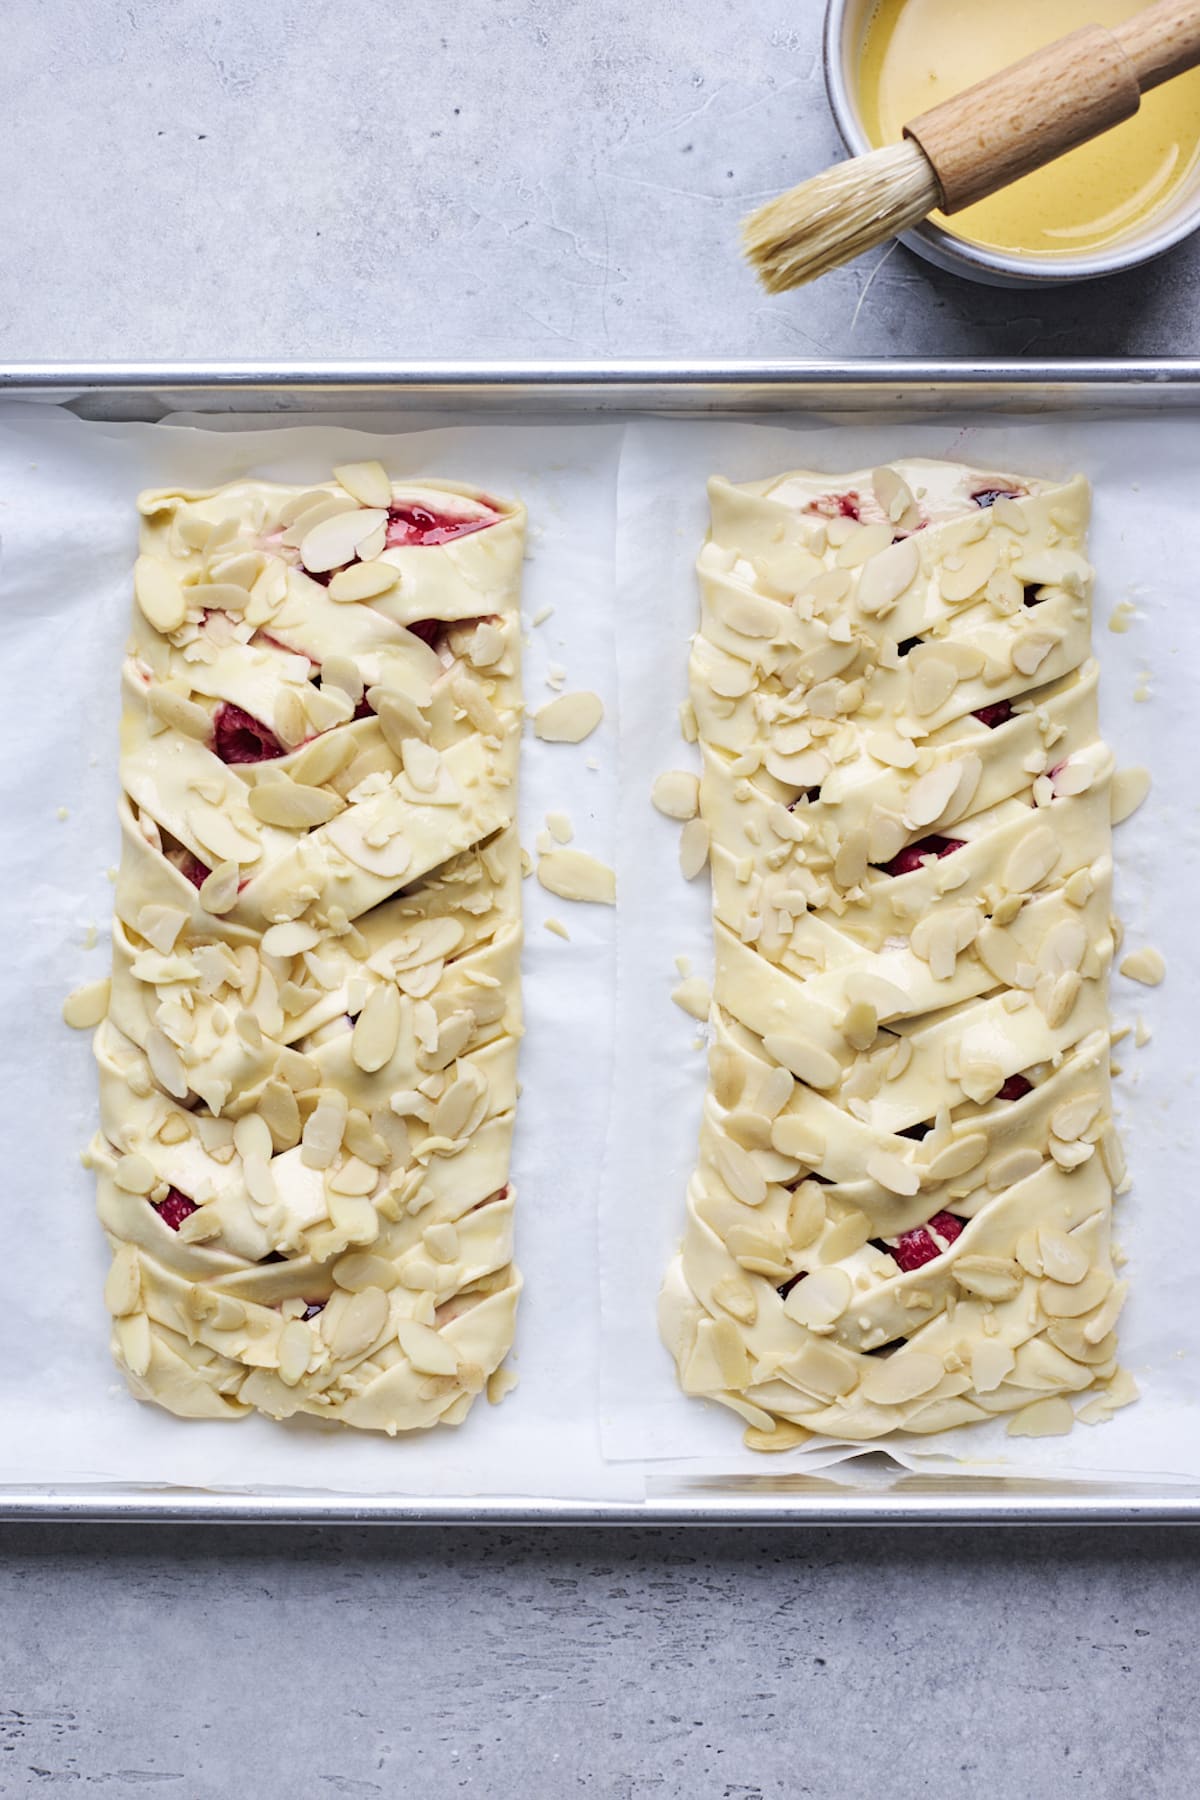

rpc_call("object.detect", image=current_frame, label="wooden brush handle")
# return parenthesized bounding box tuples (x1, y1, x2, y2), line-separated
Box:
(904, 0, 1200, 214)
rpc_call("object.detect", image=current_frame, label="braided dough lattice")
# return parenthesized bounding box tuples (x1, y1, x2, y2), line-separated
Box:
(660, 459, 1131, 1448)
(88, 468, 524, 1432)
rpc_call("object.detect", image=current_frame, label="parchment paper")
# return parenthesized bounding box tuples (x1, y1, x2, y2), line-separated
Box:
(603, 414, 1197, 1485)
(0, 404, 628, 1499)
(0, 400, 1194, 1501)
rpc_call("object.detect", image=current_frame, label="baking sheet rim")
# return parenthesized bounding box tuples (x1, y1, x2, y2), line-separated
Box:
(5, 358, 1195, 1527)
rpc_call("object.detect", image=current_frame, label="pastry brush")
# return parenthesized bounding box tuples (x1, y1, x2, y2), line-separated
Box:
(744, 0, 1200, 292)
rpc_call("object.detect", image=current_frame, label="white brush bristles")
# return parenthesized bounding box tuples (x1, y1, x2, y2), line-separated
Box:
(743, 139, 941, 293)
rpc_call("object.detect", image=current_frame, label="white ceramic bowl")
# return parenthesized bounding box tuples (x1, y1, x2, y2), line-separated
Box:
(824, 0, 1200, 287)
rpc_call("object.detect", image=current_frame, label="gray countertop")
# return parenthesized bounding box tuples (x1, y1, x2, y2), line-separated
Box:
(2, 4, 1198, 1795)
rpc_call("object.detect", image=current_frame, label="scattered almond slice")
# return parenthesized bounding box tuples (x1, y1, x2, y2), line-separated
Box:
(533, 690, 605, 744)
(536, 849, 616, 906)
(543, 917, 570, 940)
(1119, 946, 1165, 986)
(671, 977, 712, 1022)
(63, 979, 111, 1031)
(1110, 765, 1151, 825)
(651, 770, 700, 821)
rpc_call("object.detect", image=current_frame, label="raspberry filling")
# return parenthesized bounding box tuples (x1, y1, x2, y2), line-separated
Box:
(806, 491, 862, 522)
(405, 618, 445, 648)
(152, 1187, 198, 1232)
(213, 702, 286, 765)
(887, 1210, 964, 1273)
(997, 1073, 1033, 1102)
(879, 835, 965, 878)
(971, 487, 1025, 508)
(386, 503, 498, 548)
(176, 851, 210, 890)
(973, 699, 1014, 729)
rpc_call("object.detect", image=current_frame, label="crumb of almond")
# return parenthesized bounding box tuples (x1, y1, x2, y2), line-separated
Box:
(544, 917, 570, 941)
(1135, 1014, 1152, 1047)
(519, 848, 533, 879)
(535, 829, 554, 856)
(83, 922, 98, 951)
(546, 810, 573, 844)
(106, 867, 118, 883)
(586, 756, 599, 772)
(674, 953, 691, 978)
(532, 606, 554, 626)
(1108, 600, 1136, 633)
(56, 806, 69, 822)
(546, 663, 567, 690)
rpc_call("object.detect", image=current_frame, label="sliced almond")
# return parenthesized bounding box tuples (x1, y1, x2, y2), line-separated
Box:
(770, 1116, 825, 1163)
(858, 1351, 944, 1405)
(352, 984, 402, 1072)
(712, 1138, 768, 1207)
(104, 1245, 142, 1318)
(783, 1266, 852, 1330)
(1037, 1225, 1090, 1286)
(1007, 1396, 1075, 1438)
(198, 860, 239, 915)
(333, 459, 393, 509)
(329, 1286, 390, 1361)
(63, 978, 111, 1031)
(248, 780, 344, 828)
(277, 1320, 315, 1387)
(1040, 1267, 1112, 1319)
(114, 1152, 156, 1195)
(855, 536, 920, 616)
(147, 685, 212, 740)
(1111, 765, 1151, 825)
(328, 558, 401, 602)
(910, 653, 958, 717)
(396, 1318, 459, 1377)
(115, 1312, 152, 1379)
(865, 1148, 920, 1196)
(763, 1034, 841, 1091)
(534, 690, 605, 744)
(970, 1340, 1015, 1393)
(951, 1255, 1023, 1301)
(939, 536, 998, 604)
(905, 761, 962, 829)
(536, 848, 616, 905)
(652, 770, 700, 821)
(922, 1132, 988, 1185)
(1003, 826, 1059, 895)
(134, 555, 187, 633)
(300, 507, 387, 575)
(1119, 946, 1165, 987)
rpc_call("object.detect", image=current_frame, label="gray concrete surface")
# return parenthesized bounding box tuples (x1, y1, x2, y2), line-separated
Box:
(1, 0, 1198, 363)
(2, 1524, 1198, 1797)
(3, 5, 1200, 1798)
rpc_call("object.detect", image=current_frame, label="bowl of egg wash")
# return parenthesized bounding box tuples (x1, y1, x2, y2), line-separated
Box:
(825, 0, 1200, 285)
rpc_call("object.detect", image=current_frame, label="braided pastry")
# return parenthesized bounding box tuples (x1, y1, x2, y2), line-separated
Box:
(85, 466, 524, 1432)
(660, 459, 1130, 1448)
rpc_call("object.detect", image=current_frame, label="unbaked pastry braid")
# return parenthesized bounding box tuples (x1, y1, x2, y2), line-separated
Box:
(85, 466, 524, 1432)
(661, 459, 1132, 1448)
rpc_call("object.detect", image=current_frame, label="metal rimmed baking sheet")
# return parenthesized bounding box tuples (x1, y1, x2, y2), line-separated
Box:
(0, 360, 1195, 1525)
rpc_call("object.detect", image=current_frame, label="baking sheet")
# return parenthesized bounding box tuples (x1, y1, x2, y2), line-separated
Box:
(604, 414, 1196, 1486)
(0, 403, 631, 1500)
(0, 390, 1194, 1509)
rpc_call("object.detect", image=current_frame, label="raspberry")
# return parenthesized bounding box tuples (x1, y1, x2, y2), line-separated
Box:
(177, 852, 209, 890)
(153, 1187, 198, 1231)
(213, 702, 286, 765)
(971, 487, 1024, 508)
(888, 1211, 964, 1273)
(386, 503, 497, 548)
(405, 618, 444, 648)
(807, 491, 862, 522)
(997, 1073, 1033, 1102)
(973, 699, 1014, 729)
(880, 835, 965, 877)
